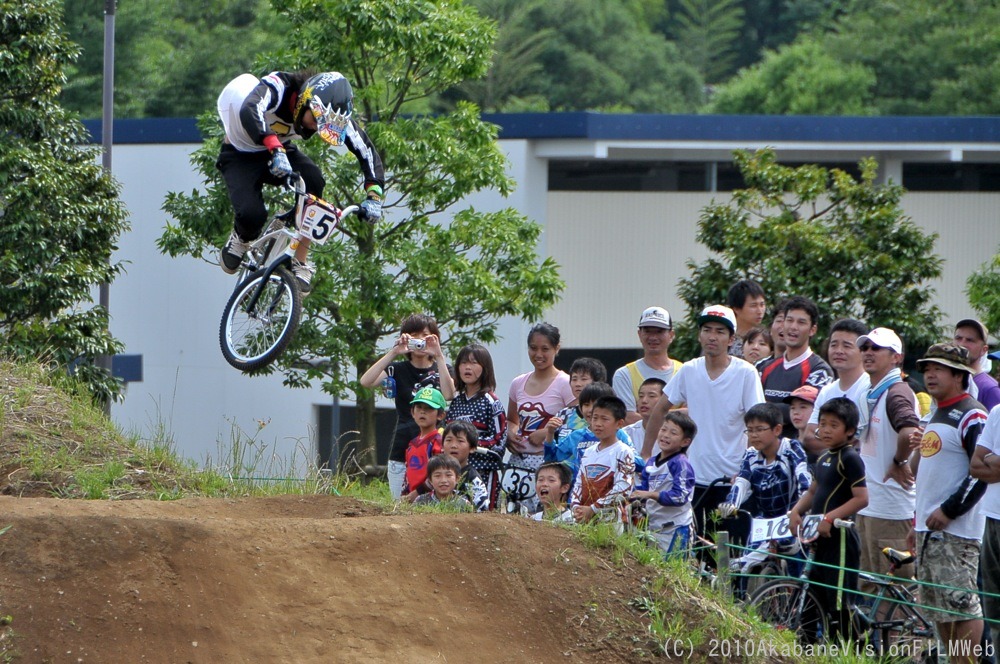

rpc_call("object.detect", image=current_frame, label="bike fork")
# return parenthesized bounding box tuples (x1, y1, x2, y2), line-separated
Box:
(245, 254, 293, 315)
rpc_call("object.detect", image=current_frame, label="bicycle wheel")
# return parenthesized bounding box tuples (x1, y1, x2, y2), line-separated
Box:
(220, 265, 302, 372)
(738, 561, 782, 604)
(871, 591, 940, 663)
(749, 579, 829, 644)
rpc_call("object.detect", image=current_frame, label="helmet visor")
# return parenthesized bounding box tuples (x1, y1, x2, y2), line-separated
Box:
(311, 98, 351, 147)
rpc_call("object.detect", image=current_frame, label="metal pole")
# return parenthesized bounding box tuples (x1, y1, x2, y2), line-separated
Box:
(98, 0, 116, 414)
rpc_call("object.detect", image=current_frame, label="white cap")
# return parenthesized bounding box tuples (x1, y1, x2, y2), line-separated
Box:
(697, 305, 737, 334)
(857, 327, 903, 354)
(637, 306, 672, 329)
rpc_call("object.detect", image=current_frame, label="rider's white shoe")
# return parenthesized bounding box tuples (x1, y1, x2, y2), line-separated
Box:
(220, 230, 249, 274)
(291, 259, 314, 295)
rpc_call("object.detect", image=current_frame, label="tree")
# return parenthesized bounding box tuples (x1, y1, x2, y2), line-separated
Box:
(710, 39, 875, 115)
(710, 0, 1000, 116)
(446, 0, 555, 113)
(61, 0, 287, 118)
(526, 0, 704, 112)
(966, 250, 1000, 340)
(675, 149, 943, 359)
(0, 0, 130, 402)
(671, 0, 745, 84)
(443, 0, 704, 114)
(158, 0, 564, 466)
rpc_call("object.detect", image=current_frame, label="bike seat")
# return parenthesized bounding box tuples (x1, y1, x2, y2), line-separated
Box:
(881, 547, 915, 567)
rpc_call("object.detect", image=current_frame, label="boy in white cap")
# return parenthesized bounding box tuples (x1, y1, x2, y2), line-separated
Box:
(643, 305, 765, 537)
(612, 306, 681, 424)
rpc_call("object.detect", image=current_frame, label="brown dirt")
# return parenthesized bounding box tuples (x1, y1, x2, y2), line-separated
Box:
(0, 495, 660, 663)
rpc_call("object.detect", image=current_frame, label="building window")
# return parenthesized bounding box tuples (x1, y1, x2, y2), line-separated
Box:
(903, 163, 1000, 191)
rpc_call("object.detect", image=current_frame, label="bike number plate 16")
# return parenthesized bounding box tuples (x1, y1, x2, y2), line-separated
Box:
(300, 200, 340, 245)
(500, 466, 536, 501)
(749, 514, 821, 543)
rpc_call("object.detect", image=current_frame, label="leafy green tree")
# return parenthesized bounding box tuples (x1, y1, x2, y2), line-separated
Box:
(671, 0, 745, 84)
(1, 0, 130, 403)
(445, 0, 703, 113)
(710, 39, 875, 114)
(822, 0, 1000, 115)
(447, 0, 555, 113)
(527, 0, 704, 112)
(61, 0, 286, 118)
(675, 149, 943, 359)
(711, 0, 1000, 116)
(966, 250, 1000, 340)
(158, 0, 564, 466)
(729, 0, 839, 71)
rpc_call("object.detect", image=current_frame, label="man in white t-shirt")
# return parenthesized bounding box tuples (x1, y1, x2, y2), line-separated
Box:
(613, 306, 681, 424)
(643, 305, 765, 535)
(971, 404, 1000, 627)
(854, 326, 921, 584)
(804, 318, 870, 461)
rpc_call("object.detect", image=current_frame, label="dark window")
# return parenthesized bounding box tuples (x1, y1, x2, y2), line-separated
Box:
(555, 348, 654, 384)
(316, 404, 397, 470)
(549, 160, 865, 192)
(549, 160, 712, 191)
(903, 163, 1000, 191)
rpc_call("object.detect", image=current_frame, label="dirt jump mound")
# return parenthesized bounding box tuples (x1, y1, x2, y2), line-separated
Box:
(0, 495, 655, 663)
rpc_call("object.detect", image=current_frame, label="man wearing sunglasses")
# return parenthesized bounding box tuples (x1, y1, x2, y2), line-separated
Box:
(854, 327, 921, 586)
(216, 70, 385, 293)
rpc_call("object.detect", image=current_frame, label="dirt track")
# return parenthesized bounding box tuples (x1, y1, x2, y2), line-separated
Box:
(0, 495, 653, 663)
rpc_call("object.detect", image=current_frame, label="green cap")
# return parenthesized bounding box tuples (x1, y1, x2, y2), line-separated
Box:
(410, 386, 447, 410)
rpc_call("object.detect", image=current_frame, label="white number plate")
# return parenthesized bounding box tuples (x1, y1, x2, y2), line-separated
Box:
(749, 514, 821, 543)
(500, 466, 536, 501)
(299, 200, 340, 245)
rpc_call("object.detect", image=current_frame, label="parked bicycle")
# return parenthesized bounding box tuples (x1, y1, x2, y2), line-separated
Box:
(220, 174, 360, 372)
(749, 520, 940, 662)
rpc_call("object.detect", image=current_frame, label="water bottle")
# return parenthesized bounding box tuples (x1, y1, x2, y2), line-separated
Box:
(381, 375, 396, 399)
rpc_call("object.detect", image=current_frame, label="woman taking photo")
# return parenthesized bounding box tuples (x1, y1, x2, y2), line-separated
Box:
(359, 314, 455, 498)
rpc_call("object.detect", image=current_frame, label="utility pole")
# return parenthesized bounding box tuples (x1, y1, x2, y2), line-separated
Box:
(98, 0, 116, 415)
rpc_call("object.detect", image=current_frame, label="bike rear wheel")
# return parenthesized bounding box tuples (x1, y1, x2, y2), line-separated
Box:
(220, 265, 302, 372)
(871, 590, 940, 663)
(749, 579, 829, 644)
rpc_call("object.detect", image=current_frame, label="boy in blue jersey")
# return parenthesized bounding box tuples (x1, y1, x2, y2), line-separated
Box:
(633, 411, 697, 557)
(543, 383, 635, 483)
(719, 403, 811, 576)
(543, 359, 607, 449)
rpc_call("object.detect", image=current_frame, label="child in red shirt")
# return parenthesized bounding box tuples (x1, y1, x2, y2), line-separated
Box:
(402, 387, 448, 502)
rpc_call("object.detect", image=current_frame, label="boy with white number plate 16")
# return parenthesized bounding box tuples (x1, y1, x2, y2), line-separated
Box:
(718, 402, 811, 577)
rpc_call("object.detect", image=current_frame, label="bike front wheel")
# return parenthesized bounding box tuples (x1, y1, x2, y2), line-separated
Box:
(748, 579, 829, 644)
(220, 265, 302, 372)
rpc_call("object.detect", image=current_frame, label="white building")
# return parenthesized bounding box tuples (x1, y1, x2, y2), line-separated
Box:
(90, 113, 1000, 472)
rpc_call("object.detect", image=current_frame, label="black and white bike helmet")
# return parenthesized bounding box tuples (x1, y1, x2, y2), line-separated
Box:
(293, 72, 354, 146)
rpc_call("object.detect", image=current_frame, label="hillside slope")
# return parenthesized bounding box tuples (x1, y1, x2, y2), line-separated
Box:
(0, 495, 656, 663)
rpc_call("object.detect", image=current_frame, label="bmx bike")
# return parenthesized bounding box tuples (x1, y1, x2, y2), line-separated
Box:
(219, 174, 359, 372)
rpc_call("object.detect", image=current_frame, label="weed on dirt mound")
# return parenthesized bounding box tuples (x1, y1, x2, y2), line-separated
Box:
(0, 361, 220, 499)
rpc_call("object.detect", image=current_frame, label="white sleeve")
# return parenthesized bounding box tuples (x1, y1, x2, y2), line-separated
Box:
(742, 364, 765, 410)
(977, 404, 1000, 453)
(664, 364, 686, 406)
(808, 385, 831, 426)
(612, 366, 636, 411)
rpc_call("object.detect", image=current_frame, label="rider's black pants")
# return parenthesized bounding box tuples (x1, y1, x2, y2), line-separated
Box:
(216, 143, 325, 242)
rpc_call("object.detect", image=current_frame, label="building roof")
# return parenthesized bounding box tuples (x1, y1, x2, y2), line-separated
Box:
(82, 113, 1000, 162)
